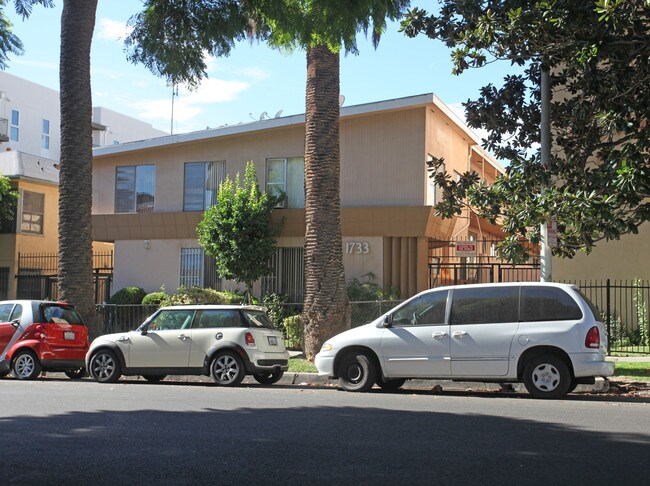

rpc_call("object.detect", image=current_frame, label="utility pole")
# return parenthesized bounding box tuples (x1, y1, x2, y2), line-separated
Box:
(540, 64, 552, 282)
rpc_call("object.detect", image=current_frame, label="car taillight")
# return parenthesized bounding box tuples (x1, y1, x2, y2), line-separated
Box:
(244, 331, 255, 346)
(35, 324, 46, 340)
(585, 326, 600, 348)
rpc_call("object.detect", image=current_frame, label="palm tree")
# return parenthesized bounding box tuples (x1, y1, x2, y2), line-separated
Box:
(58, 0, 99, 335)
(127, 0, 410, 359)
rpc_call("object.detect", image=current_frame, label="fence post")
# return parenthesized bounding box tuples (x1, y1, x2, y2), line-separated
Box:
(606, 278, 611, 354)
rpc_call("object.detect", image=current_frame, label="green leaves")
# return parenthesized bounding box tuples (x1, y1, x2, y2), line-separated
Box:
(197, 162, 284, 299)
(405, 0, 649, 260)
(0, 174, 18, 224)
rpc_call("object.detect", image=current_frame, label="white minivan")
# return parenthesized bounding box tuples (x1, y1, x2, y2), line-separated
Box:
(315, 282, 614, 398)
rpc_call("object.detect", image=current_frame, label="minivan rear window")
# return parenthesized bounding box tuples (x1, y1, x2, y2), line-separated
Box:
(520, 286, 582, 322)
(41, 304, 84, 326)
(451, 287, 519, 325)
(575, 289, 602, 322)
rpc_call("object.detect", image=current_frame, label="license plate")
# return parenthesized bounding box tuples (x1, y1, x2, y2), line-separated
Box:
(64, 331, 75, 340)
(267, 336, 278, 346)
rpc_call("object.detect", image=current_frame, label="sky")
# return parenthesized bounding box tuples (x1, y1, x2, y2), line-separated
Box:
(3, 0, 516, 138)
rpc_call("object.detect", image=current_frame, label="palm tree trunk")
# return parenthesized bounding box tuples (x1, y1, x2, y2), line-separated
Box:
(302, 44, 351, 361)
(58, 0, 99, 336)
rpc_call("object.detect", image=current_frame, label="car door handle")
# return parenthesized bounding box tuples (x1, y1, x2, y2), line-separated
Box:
(117, 336, 129, 342)
(432, 332, 448, 339)
(178, 334, 189, 341)
(452, 331, 468, 339)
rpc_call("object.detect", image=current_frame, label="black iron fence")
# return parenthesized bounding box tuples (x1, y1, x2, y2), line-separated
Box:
(16, 271, 113, 304)
(430, 263, 540, 287)
(564, 279, 649, 355)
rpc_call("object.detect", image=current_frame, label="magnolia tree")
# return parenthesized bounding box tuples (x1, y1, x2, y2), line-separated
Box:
(197, 162, 283, 303)
(402, 0, 649, 262)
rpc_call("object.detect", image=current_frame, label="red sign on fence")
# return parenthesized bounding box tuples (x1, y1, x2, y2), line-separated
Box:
(455, 241, 477, 257)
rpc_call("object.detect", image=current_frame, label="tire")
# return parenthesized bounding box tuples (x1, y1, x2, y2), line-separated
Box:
(65, 368, 86, 380)
(142, 375, 167, 383)
(523, 354, 572, 399)
(253, 370, 284, 385)
(377, 377, 406, 391)
(89, 349, 122, 383)
(12, 350, 42, 380)
(211, 351, 246, 386)
(338, 351, 376, 392)
(567, 380, 578, 394)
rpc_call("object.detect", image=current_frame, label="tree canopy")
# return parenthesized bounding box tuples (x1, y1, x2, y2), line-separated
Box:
(403, 0, 649, 260)
(197, 162, 283, 302)
(0, 174, 18, 224)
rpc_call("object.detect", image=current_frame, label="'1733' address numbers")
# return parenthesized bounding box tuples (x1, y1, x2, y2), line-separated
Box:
(345, 241, 370, 254)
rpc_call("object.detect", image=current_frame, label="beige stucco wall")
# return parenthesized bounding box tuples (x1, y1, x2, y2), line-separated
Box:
(553, 223, 650, 281)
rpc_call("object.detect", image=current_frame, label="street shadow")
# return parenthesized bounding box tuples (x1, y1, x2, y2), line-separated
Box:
(0, 403, 648, 485)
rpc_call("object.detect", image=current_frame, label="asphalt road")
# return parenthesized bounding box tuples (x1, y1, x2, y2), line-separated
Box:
(1, 376, 649, 485)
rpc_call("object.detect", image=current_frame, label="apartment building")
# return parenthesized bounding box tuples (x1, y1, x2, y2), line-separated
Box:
(0, 71, 168, 299)
(92, 93, 507, 301)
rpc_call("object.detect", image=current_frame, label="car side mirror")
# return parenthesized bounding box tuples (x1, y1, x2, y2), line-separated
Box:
(378, 315, 392, 328)
(140, 327, 148, 335)
(10, 319, 20, 328)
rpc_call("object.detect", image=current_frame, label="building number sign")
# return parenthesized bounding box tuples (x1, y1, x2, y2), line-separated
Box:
(345, 241, 370, 254)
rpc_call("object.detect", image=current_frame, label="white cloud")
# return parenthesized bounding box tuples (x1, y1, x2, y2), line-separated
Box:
(97, 18, 133, 42)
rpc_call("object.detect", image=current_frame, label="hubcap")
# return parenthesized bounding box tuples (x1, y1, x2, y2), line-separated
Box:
(213, 355, 239, 384)
(532, 363, 560, 392)
(347, 363, 363, 383)
(93, 354, 115, 380)
(15, 354, 35, 378)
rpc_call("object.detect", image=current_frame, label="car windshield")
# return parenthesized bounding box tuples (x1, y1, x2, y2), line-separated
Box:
(242, 310, 275, 329)
(41, 304, 84, 325)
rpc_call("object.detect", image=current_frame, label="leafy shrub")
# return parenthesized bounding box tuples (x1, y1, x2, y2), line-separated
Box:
(160, 286, 244, 306)
(346, 273, 400, 301)
(262, 293, 288, 327)
(282, 315, 303, 350)
(142, 292, 168, 306)
(109, 287, 147, 305)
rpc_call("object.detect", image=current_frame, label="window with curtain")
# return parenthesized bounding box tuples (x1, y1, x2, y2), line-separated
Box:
(183, 161, 226, 211)
(42, 119, 50, 150)
(266, 157, 304, 208)
(20, 191, 44, 235)
(10, 110, 19, 141)
(115, 165, 155, 213)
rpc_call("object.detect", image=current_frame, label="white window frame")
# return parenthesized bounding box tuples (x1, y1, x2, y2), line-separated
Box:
(114, 165, 156, 213)
(10, 110, 19, 142)
(41, 119, 50, 150)
(266, 157, 304, 209)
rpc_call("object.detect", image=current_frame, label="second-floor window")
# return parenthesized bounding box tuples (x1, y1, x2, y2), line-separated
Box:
(42, 119, 50, 150)
(183, 161, 226, 211)
(266, 157, 304, 208)
(115, 165, 155, 213)
(20, 190, 44, 235)
(10, 110, 19, 142)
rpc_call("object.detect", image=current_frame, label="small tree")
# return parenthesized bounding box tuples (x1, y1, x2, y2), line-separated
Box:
(0, 175, 18, 225)
(197, 162, 283, 303)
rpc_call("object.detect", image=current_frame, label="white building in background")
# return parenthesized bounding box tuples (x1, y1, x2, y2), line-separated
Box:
(0, 71, 168, 300)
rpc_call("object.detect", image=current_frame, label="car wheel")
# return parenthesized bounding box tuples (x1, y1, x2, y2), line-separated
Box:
(142, 375, 167, 383)
(12, 350, 42, 380)
(377, 377, 406, 391)
(65, 368, 86, 379)
(253, 370, 284, 385)
(523, 355, 572, 399)
(338, 351, 376, 392)
(89, 349, 122, 383)
(211, 351, 246, 386)
(567, 380, 578, 394)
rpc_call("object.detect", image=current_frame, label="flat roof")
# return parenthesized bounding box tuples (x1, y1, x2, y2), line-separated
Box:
(93, 92, 504, 172)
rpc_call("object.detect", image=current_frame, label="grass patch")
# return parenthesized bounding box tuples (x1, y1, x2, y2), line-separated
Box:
(612, 361, 650, 382)
(610, 346, 650, 356)
(288, 357, 318, 373)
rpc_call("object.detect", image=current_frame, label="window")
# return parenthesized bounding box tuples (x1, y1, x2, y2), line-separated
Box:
(266, 157, 304, 208)
(10, 110, 19, 141)
(427, 155, 445, 205)
(41, 304, 84, 325)
(451, 286, 519, 325)
(0, 302, 13, 321)
(42, 119, 50, 149)
(392, 291, 448, 326)
(115, 165, 155, 213)
(179, 248, 222, 290)
(183, 161, 226, 211)
(148, 309, 195, 331)
(0, 268, 8, 300)
(20, 191, 44, 235)
(194, 309, 243, 329)
(520, 286, 582, 322)
(261, 247, 304, 301)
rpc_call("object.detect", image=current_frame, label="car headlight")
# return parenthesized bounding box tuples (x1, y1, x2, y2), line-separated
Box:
(321, 343, 333, 352)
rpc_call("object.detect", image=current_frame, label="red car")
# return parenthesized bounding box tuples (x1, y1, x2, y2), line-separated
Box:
(0, 300, 89, 380)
